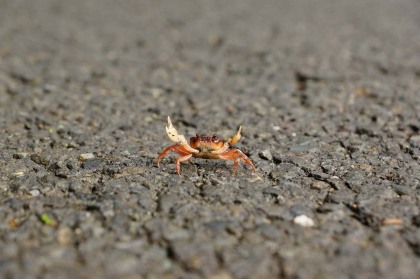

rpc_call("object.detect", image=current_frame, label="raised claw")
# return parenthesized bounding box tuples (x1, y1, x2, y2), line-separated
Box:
(166, 116, 181, 142)
(165, 116, 199, 153)
(228, 126, 242, 146)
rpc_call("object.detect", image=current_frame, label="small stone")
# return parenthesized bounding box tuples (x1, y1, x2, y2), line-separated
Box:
(269, 170, 283, 181)
(290, 144, 318, 153)
(43, 83, 56, 93)
(13, 152, 29, 159)
(293, 215, 315, 227)
(102, 166, 121, 176)
(262, 187, 282, 197)
(258, 223, 282, 240)
(66, 160, 76, 170)
(57, 227, 73, 245)
(82, 158, 102, 170)
(11, 171, 25, 178)
(163, 226, 190, 241)
(79, 153, 95, 161)
(324, 189, 355, 204)
(311, 181, 329, 190)
(253, 102, 267, 116)
(94, 151, 104, 158)
(151, 88, 163, 98)
(259, 150, 273, 161)
(92, 226, 105, 238)
(316, 203, 344, 213)
(69, 180, 83, 192)
(48, 161, 63, 172)
(208, 35, 224, 48)
(392, 185, 410, 196)
(122, 150, 131, 157)
(115, 240, 146, 252)
(138, 195, 155, 211)
(205, 221, 228, 233)
(409, 135, 420, 147)
(30, 154, 50, 166)
(382, 218, 403, 226)
(29, 189, 40, 196)
(158, 194, 178, 213)
(261, 206, 283, 218)
(209, 271, 232, 279)
(67, 142, 78, 148)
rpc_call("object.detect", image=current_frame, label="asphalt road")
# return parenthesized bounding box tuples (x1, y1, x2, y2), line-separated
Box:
(0, 0, 419, 278)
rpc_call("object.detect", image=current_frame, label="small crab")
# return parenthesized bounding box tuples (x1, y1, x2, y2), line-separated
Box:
(157, 116, 256, 176)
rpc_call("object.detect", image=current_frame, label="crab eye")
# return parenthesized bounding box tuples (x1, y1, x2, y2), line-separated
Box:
(212, 135, 218, 142)
(196, 134, 199, 137)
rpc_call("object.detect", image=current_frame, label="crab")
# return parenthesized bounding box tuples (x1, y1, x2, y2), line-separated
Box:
(157, 116, 256, 176)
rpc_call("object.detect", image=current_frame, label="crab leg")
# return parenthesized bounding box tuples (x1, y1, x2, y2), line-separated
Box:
(219, 148, 256, 176)
(157, 145, 191, 167)
(176, 154, 192, 176)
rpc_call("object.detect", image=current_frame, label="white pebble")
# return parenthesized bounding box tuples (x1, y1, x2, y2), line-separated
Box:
(79, 153, 95, 161)
(11, 171, 25, 178)
(293, 215, 315, 227)
(261, 150, 273, 161)
(30, 189, 40, 196)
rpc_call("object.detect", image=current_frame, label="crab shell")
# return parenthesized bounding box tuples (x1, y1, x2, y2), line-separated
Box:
(190, 135, 224, 151)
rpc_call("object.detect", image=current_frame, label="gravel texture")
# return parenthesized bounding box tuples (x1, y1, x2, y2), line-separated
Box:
(0, 0, 419, 278)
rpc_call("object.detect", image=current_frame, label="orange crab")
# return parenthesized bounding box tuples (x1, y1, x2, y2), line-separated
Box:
(157, 116, 256, 176)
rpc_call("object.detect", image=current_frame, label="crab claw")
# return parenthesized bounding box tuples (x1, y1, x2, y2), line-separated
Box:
(165, 116, 199, 153)
(166, 116, 180, 142)
(228, 126, 242, 146)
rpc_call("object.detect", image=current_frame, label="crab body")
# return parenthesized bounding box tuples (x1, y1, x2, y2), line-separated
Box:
(189, 135, 225, 158)
(157, 117, 256, 176)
